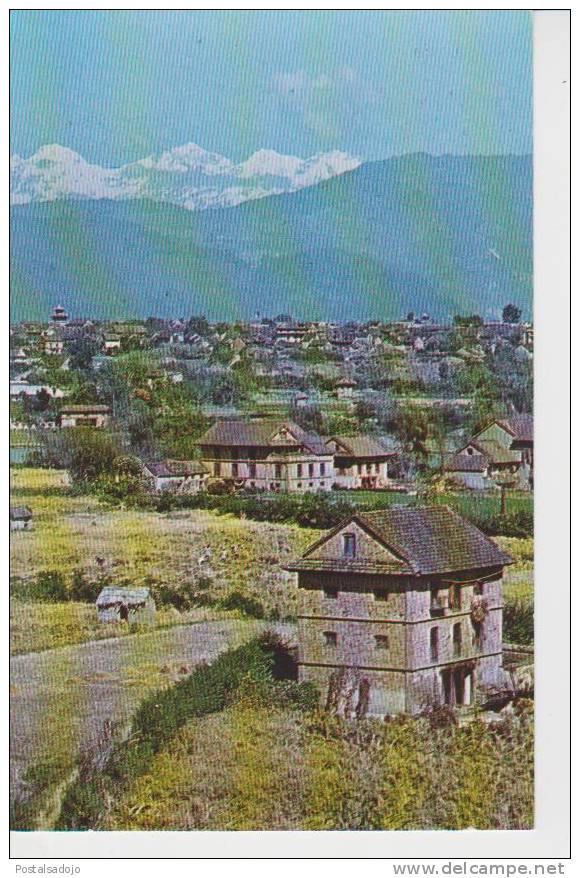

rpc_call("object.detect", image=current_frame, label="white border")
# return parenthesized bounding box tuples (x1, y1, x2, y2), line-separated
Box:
(6, 5, 571, 862)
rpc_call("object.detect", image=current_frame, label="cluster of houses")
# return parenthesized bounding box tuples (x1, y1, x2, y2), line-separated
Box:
(444, 415, 534, 491)
(141, 418, 393, 494)
(138, 414, 533, 496)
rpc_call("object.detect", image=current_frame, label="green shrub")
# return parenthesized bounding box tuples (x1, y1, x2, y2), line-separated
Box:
(12, 570, 68, 602)
(221, 591, 265, 618)
(57, 637, 278, 829)
(504, 597, 534, 645)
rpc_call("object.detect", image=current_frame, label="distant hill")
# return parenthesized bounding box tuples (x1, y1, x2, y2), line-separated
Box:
(10, 153, 532, 323)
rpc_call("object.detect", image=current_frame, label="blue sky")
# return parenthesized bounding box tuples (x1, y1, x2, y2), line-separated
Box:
(10, 10, 532, 165)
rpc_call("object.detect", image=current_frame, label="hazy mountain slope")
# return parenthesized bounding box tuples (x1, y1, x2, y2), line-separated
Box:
(10, 153, 532, 323)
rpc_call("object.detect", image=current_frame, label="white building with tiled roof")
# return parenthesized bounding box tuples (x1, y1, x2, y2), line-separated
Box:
(197, 418, 334, 493)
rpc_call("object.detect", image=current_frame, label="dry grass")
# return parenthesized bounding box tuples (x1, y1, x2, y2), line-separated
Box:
(10, 468, 321, 630)
(10, 600, 232, 656)
(106, 703, 534, 831)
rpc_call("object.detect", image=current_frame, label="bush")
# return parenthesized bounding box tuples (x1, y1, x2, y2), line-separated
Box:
(221, 591, 265, 618)
(12, 571, 68, 602)
(503, 597, 534, 645)
(57, 637, 281, 829)
(68, 570, 100, 602)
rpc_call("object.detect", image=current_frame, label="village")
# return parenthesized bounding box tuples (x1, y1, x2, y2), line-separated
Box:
(10, 303, 534, 831)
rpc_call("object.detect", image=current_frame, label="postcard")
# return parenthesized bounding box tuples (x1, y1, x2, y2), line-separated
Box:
(8, 7, 570, 863)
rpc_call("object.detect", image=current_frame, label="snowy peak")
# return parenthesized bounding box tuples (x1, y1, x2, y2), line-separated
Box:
(10, 142, 361, 210)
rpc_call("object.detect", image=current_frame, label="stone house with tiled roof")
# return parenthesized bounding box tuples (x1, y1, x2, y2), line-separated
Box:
(286, 506, 513, 717)
(325, 435, 394, 489)
(197, 418, 334, 493)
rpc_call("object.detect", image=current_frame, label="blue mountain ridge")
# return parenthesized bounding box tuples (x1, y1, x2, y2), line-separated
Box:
(10, 153, 532, 323)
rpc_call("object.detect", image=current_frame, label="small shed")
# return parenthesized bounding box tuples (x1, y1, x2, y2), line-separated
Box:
(96, 586, 155, 624)
(10, 506, 33, 531)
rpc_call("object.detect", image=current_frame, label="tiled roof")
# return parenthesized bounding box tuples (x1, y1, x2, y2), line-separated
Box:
(144, 459, 208, 477)
(470, 439, 520, 465)
(60, 404, 111, 414)
(10, 505, 33, 520)
(198, 419, 329, 456)
(288, 506, 513, 576)
(499, 415, 533, 444)
(330, 435, 395, 459)
(444, 453, 488, 473)
(96, 586, 151, 607)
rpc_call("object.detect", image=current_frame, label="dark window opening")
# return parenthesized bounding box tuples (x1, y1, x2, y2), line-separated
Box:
(430, 627, 439, 661)
(430, 583, 445, 616)
(323, 631, 337, 647)
(343, 533, 356, 558)
(449, 584, 461, 611)
(323, 586, 338, 599)
(375, 634, 389, 650)
(453, 622, 462, 656)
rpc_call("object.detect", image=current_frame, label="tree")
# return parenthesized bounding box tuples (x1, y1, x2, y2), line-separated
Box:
(63, 428, 120, 485)
(502, 304, 522, 324)
(68, 337, 99, 371)
(187, 315, 210, 337)
(453, 314, 483, 327)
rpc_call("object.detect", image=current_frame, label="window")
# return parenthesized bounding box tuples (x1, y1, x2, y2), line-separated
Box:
(343, 533, 356, 558)
(453, 622, 462, 656)
(275, 463, 282, 479)
(472, 618, 483, 649)
(297, 463, 303, 477)
(474, 582, 483, 596)
(297, 481, 302, 488)
(324, 586, 338, 599)
(232, 463, 238, 477)
(430, 583, 445, 616)
(430, 627, 439, 661)
(366, 463, 372, 473)
(449, 584, 461, 611)
(357, 463, 363, 475)
(374, 634, 389, 651)
(374, 589, 388, 602)
(249, 462, 256, 479)
(308, 463, 314, 477)
(323, 631, 337, 647)
(320, 462, 326, 476)
(213, 461, 221, 477)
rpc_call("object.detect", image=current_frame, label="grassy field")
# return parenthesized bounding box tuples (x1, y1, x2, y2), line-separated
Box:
(9, 600, 235, 656)
(10, 468, 321, 652)
(105, 699, 534, 831)
(10, 468, 533, 653)
(341, 488, 533, 520)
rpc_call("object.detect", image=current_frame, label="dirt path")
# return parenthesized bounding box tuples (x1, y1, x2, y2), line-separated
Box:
(10, 620, 294, 810)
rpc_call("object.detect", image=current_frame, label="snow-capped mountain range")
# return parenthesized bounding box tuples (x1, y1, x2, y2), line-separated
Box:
(10, 143, 361, 210)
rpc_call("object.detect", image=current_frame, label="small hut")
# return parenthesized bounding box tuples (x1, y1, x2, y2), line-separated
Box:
(10, 506, 33, 531)
(96, 586, 155, 624)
